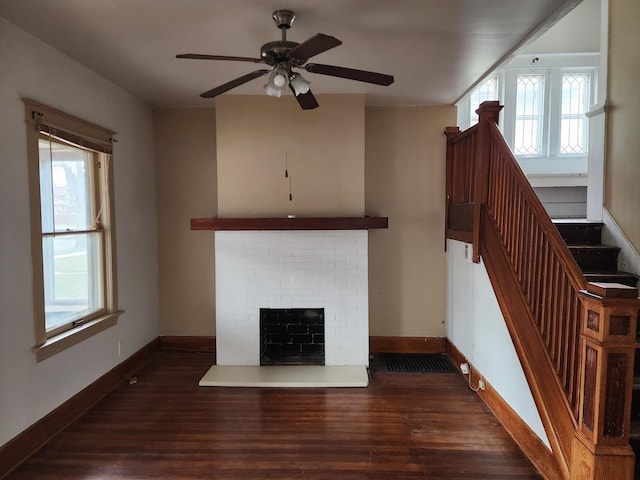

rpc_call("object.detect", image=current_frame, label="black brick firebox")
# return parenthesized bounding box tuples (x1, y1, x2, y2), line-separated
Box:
(260, 308, 325, 366)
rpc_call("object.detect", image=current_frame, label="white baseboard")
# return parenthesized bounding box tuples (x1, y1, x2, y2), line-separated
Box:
(602, 207, 640, 278)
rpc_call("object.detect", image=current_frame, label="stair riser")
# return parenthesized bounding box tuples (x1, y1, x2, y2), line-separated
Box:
(569, 249, 619, 272)
(633, 389, 640, 422)
(555, 224, 603, 245)
(633, 348, 640, 423)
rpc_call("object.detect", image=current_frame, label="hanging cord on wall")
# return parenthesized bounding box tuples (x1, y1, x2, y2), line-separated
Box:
(285, 151, 288, 178)
(282, 96, 293, 202)
(47, 129, 57, 234)
(94, 155, 110, 228)
(286, 152, 293, 201)
(95, 137, 116, 228)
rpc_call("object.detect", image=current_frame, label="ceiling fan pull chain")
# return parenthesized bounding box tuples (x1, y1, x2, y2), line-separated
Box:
(285, 151, 288, 178)
(289, 175, 293, 202)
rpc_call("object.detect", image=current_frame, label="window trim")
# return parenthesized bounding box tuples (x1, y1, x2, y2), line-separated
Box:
(503, 66, 596, 160)
(24, 99, 122, 362)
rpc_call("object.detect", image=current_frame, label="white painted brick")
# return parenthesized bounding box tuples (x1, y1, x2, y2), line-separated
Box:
(215, 230, 369, 366)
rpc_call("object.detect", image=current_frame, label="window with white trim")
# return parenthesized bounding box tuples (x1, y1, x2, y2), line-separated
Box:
(559, 72, 590, 155)
(504, 67, 595, 160)
(469, 76, 499, 126)
(514, 73, 545, 156)
(24, 99, 120, 360)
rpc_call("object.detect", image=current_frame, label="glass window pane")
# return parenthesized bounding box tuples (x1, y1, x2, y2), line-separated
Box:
(469, 77, 498, 125)
(560, 73, 590, 154)
(43, 232, 104, 332)
(514, 119, 540, 156)
(514, 74, 545, 156)
(38, 138, 93, 233)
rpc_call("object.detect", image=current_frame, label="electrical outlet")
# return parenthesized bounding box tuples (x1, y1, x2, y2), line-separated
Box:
(460, 363, 470, 375)
(478, 378, 486, 390)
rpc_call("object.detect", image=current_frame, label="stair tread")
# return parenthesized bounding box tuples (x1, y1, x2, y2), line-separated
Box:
(631, 422, 640, 438)
(552, 219, 601, 225)
(583, 272, 638, 288)
(567, 244, 620, 250)
(583, 270, 638, 276)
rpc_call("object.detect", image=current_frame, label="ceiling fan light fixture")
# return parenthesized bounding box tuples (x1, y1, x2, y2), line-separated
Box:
(264, 67, 289, 97)
(290, 73, 311, 96)
(270, 67, 289, 88)
(264, 82, 283, 97)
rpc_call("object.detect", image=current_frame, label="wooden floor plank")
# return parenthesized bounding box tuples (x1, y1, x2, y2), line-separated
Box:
(6, 352, 543, 479)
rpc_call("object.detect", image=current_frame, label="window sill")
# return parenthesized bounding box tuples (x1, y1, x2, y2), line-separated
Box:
(527, 173, 588, 188)
(34, 311, 123, 362)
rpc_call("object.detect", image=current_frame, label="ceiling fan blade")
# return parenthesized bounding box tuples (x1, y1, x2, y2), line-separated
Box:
(305, 63, 394, 86)
(288, 34, 342, 60)
(200, 69, 270, 98)
(289, 85, 319, 110)
(177, 53, 264, 63)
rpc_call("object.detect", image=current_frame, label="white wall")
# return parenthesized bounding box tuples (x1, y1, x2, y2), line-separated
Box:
(446, 239, 549, 448)
(0, 19, 159, 447)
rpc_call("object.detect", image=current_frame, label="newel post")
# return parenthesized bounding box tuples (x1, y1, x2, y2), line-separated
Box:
(472, 101, 503, 262)
(571, 282, 639, 479)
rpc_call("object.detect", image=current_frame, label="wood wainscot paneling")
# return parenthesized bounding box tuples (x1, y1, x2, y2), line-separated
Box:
(0, 338, 160, 478)
(446, 340, 562, 480)
(370, 336, 446, 353)
(446, 203, 474, 243)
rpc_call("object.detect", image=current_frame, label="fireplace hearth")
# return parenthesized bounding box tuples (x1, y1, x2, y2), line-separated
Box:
(260, 308, 325, 366)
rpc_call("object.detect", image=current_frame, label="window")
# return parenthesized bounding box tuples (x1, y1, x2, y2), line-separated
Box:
(560, 73, 590, 155)
(39, 137, 105, 335)
(514, 74, 545, 156)
(469, 76, 498, 126)
(457, 54, 598, 186)
(24, 99, 120, 360)
(504, 67, 595, 160)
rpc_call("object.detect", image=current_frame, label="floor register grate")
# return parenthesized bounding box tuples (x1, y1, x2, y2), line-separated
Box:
(378, 353, 457, 373)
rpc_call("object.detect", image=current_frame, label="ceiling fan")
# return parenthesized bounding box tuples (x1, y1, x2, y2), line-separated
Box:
(177, 9, 394, 110)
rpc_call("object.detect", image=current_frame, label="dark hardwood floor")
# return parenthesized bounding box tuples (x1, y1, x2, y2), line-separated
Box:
(6, 351, 542, 479)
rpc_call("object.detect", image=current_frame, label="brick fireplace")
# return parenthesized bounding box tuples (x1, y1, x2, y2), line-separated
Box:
(214, 229, 370, 366)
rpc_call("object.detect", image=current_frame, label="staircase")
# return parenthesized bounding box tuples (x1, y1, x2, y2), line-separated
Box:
(554, 221, 639, 288)
(447, 102, 640, 478)
(554, 220, 640, 476)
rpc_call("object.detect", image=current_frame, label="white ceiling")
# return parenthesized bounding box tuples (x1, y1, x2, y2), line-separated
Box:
(0, 0, 582, 108)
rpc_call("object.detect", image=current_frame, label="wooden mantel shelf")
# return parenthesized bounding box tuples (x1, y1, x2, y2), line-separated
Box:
(190, 217, 388, 231)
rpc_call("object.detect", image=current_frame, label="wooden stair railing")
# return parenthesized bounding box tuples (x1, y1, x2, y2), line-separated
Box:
(445, 101, 639, 480)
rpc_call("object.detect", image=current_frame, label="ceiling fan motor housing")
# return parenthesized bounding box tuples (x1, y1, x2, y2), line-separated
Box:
(260, 40, 305, 66)
(262, 10, 304, 67)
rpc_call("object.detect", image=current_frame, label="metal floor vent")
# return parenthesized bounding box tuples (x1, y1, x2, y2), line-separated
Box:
(378, 353, 457, 373)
